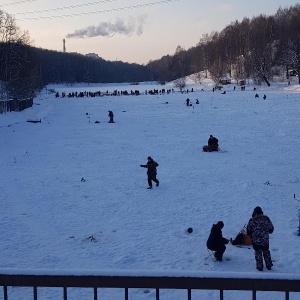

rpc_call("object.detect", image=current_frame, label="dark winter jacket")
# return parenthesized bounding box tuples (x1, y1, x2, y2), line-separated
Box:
(140, 159, 158, 176)
(208, 136, 219, 151)
(247, 215, 274, 246)
(206, 224, 228, 251)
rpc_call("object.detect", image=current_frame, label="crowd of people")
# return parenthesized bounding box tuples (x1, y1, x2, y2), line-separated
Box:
(54, 88, 181, 99)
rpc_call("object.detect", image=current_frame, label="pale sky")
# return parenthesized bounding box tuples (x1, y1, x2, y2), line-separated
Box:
(3, 0, 299, 64)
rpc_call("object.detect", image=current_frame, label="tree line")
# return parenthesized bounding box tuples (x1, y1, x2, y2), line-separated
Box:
(0, 9, 153, 101)
(148, 4, 300, 87)
(1, 4, 300, 101)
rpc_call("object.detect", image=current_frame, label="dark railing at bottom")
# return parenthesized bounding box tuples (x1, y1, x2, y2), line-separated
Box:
(1, 272, 300, 300)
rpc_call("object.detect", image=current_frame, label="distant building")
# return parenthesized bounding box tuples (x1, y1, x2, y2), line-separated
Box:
(238, 79, 246, 86)
(86, 53, 100, 59)
(286, 69, 298, 77)
(221, 77, 231, 85)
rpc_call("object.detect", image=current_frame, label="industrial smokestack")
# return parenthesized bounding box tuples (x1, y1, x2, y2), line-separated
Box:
(63, 39, 66, 53)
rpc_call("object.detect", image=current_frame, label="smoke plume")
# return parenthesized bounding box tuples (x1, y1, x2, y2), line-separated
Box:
(66, 16, 146, 39)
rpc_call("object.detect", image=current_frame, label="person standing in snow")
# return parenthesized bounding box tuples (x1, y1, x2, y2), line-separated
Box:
(140, 156, 159, 189)
(108, 110, 114, 123)
(206, 221, 229, 261)
(247, 206, 274, 271)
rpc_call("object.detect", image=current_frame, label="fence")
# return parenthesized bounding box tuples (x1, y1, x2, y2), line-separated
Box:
(0, 98, 33, 114)
(1, 270, 300, 300)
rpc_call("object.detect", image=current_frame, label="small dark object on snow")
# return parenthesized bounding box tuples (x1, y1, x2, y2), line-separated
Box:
(81, 177, 86, 182)
(95, 120, 100, 123)
(87, 235, 96, 241)
(187, 227, 193, 233)
(27, 119, 41, 123)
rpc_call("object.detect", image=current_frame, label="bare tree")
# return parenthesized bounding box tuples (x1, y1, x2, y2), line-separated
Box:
(0, 9, 40, 100)
(276, 5, 300, 84)
(169, 45, 187, 91)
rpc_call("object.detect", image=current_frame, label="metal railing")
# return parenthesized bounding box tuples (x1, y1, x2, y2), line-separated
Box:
(0, 98, 33, 114)
(1, 271, 300, 300)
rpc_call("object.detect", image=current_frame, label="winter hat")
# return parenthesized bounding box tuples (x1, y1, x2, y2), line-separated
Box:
(217, 221, 224, 229)
(147, 156, 152, 160)
(252, 206, 263, 217)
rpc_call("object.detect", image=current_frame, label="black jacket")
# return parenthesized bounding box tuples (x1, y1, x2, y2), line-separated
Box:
(140, 160, 158, 176)
(207, 224, 228, 250)
(208, 137, 218, 147)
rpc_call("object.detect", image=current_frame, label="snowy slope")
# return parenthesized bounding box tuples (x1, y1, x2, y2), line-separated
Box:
(1, 77, 300, 299)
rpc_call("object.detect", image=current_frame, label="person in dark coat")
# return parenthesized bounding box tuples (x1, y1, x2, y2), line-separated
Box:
(208, 135, 219, 151)
(140, 157, 159, 189)
(247, 206, 274, 271)
(108, 110, 114, 123)
(206, 221, 229, 261)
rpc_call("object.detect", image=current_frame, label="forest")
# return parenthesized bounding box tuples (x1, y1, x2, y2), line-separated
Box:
(148, 4, 300, 89)
(0, 4, 299, 100)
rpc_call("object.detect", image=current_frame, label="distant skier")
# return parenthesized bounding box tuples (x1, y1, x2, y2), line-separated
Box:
(247, 206, 274, 271)
(186, 98, 190, 107)
(206, 221, 229, 261)
(108, 110, 114, 123)
(140, 156, 159, 189)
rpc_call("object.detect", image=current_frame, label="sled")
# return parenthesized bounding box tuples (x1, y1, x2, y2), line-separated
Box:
(27, 119, 41, 123)
(202, 145, 219, 152)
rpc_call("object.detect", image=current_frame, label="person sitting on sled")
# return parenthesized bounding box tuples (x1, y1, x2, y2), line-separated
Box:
(203, 135, 219, 152)
(208, 135, 219, 151)
(206, 221, 229, 261)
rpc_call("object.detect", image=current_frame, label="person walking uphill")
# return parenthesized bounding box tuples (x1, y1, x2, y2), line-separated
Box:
(207, 221, 229, 261)
(247, 206, 274, 271)
(140, 157, 159, 189)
